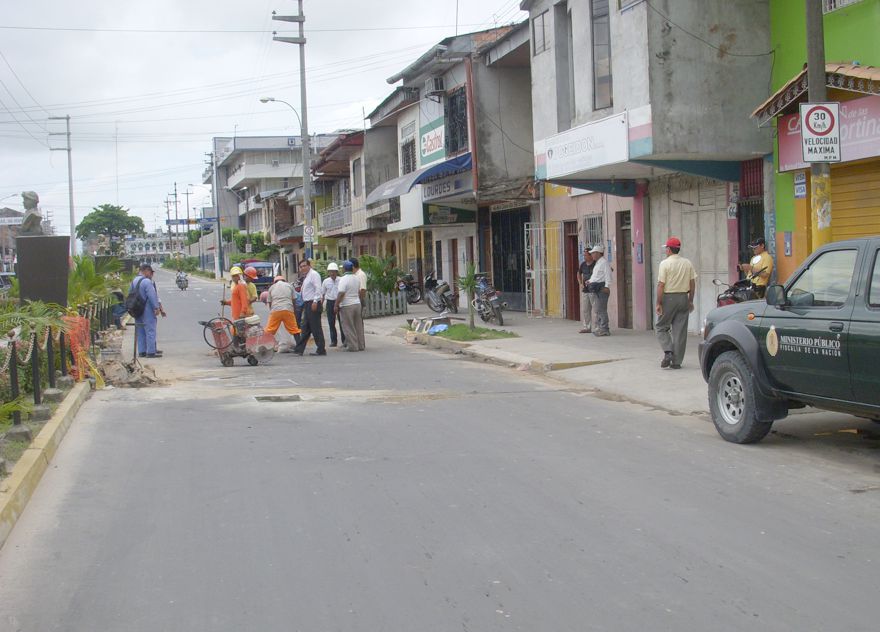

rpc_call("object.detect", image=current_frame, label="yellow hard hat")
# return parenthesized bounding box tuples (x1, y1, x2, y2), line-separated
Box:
(230, 266, 243, 276)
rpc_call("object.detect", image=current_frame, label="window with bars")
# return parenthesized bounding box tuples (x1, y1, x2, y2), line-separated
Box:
(533, 10, 550, 55)
(401, 139, 417, 175)
(444, 87, 469, 156)
(591, 0, 613, 110)
(823, 0, 862, 12)
(585, 215, 603, 249)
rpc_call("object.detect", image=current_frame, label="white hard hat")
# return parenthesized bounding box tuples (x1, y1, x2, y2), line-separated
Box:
(326, 262, 339, 271)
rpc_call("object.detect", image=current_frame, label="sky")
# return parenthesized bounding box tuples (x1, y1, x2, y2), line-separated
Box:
(0, 0, 526, 236)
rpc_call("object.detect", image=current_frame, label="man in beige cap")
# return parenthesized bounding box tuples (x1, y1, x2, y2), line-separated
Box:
(586, 244, 611, 336)
(655, 237, 697, 369)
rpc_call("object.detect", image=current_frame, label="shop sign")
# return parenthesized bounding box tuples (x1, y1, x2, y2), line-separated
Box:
(422, 205, 476, 225)
(800, 102, 841, 163)
(489, 201, 526, 212)
(420, 117, 445, 164)
(794, 172, 807, 199)
(535, 112, 629, 179)
(421, 170, 473, 202)
(779, 94, 880, 171)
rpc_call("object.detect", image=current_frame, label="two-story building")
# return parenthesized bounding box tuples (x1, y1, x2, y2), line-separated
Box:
(364, 25, 535, 309)
(125, 228, 183, 265)
(204, 134, 335, 268)
(522, 0, 773, 331)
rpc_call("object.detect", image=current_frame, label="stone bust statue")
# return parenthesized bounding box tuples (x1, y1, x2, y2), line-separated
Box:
(19, 191, 44, 235)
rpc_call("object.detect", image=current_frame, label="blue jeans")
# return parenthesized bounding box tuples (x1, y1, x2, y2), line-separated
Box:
(135, 310, 157, 355)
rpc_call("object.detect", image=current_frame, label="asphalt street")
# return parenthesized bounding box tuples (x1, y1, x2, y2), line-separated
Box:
(1, 270, 879, 631)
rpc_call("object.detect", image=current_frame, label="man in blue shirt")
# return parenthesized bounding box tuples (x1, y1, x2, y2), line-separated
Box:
(130, 263, 162, 358)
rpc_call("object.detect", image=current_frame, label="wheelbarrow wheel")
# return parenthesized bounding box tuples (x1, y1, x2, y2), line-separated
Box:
(247, 355, 259, 366)
(220, 354, 234, 367)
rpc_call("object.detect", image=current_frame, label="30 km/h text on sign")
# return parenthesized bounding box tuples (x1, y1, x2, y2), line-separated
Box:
(800, 102, 841, 163)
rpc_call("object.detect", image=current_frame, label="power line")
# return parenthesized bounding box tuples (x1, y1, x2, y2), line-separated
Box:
(0, 23, 487, 34)
(0, 47, 50, 115)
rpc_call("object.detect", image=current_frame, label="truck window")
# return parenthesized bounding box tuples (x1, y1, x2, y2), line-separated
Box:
(869, 250, 880, 308)
(788, 249, 857, 308)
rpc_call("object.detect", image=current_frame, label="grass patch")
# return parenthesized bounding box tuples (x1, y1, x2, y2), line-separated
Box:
(436, 324, 518, 341)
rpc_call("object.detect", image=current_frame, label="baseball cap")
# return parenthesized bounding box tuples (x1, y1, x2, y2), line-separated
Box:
(749, 237, 766, 248)
(663, 237, 682, 249)
(589, 245, 604, 254)
(342, 261, 354, 271)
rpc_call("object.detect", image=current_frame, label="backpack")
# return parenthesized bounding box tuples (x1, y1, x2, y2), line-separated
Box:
(125, 277, 147, 318)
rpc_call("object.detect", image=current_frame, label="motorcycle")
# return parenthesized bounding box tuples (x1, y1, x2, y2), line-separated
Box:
(199, 315, 277, 367)
(474, 273, 506, 326)
(397, 273, 422, 304)
(424, 271, 458, 313)
(713, 267, 767, 307)
(176, 274, 188, 291)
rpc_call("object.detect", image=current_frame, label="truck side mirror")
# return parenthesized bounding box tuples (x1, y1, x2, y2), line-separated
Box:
(765, 284, 787, 306)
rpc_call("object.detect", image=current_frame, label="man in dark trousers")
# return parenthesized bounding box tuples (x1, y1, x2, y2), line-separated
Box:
(292, 259, 326, 356)
(577, 244, 595, 333)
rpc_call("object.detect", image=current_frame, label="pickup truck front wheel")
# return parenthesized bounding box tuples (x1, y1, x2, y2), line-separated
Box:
(708, 351, 773, 444)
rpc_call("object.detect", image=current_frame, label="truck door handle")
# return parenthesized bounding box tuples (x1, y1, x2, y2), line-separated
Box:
(829, 322, 844, 333)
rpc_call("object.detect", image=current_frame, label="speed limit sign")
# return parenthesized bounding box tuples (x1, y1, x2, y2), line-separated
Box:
(303, 225, 315, 243)
(799, 102, 841, 163)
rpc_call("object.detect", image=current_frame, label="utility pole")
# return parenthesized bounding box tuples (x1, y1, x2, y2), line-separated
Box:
(173, 182, 180, 255)
(183, 187, 192, 255)
(806, 0, 832, 250)
(273, 0, 313, 260)
(48, 115, 76, 256)
(164, 198, 173, 255)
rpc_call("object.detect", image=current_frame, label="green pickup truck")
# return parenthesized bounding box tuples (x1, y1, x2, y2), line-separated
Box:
(699, 237, 880, 443)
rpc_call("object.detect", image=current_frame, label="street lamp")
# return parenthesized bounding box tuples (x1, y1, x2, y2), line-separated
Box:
(260, 96, 312, 260)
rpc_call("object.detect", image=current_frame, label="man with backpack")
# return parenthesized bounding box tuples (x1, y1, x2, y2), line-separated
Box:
(127, 263, 162, 358)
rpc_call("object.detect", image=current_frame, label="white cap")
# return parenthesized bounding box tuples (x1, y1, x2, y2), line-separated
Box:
(326, 262, 339, 271)
(589, 245, 605, 254)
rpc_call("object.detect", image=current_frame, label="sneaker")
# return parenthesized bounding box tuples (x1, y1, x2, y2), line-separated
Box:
(292, 351, 304, 356)
(660, 352, 673, 368)
(593, 331, 610, 337)
(309, 351, 327, 356)
(329, 342, 337, 348)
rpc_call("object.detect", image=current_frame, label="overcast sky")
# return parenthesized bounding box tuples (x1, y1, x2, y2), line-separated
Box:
(0, 0, 526, 235)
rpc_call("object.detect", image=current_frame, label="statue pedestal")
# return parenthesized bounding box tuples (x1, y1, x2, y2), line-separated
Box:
(15, 235, 70, 306)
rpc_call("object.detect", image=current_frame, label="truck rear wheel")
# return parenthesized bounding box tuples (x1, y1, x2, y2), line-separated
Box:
(708, 350, 773, 444)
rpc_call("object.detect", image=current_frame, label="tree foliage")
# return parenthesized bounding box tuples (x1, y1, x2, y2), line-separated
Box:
(75, 204, 145, 253)
(359, 254, 401, 294)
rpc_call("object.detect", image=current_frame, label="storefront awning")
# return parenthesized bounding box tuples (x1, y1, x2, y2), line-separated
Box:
(255, 186, 299, 202)
(751, 62, 880, 126)
(366, 153, 472, 206)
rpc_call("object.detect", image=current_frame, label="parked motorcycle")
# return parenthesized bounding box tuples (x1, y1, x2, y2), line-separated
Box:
(176, 274, 188, 291)
(713, 267, 767, 307)
(424, 271, 458, 313)
(397, 273, 422, 304)
(474, 273, 506, 326)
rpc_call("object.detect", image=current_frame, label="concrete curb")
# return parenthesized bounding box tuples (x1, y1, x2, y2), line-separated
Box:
(0, 382, 90, 551)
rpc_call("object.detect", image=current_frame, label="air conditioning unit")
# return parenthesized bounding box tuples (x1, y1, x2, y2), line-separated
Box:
(424, 76, 445, 97)
(271, 159, 280, 167)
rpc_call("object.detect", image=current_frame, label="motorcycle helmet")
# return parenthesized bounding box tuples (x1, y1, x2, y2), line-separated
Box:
(244, 266, 258, 280)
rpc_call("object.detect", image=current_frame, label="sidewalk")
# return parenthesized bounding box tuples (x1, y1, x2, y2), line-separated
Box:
(365, 303, 710, 418)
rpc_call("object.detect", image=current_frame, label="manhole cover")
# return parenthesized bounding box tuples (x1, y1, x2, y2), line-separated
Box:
(254, 394, 302, 403)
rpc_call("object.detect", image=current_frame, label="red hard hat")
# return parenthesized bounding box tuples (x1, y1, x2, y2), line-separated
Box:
(244, 266, 258, 279)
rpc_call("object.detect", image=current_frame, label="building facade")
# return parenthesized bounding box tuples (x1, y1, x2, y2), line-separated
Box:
(523, 0, 773, 331)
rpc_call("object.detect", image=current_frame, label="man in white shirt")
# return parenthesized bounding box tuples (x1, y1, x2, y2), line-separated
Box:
(322, 262, 342, 348)
(336, 260, 365, 351)
(586, 245, 612, 337)
(292, 259, 326, 356)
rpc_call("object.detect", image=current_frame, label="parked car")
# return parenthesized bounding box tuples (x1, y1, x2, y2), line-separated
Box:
(699, 237, 880, 444)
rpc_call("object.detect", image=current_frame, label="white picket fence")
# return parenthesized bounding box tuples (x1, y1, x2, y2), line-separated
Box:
(363, 290, 408, 319)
